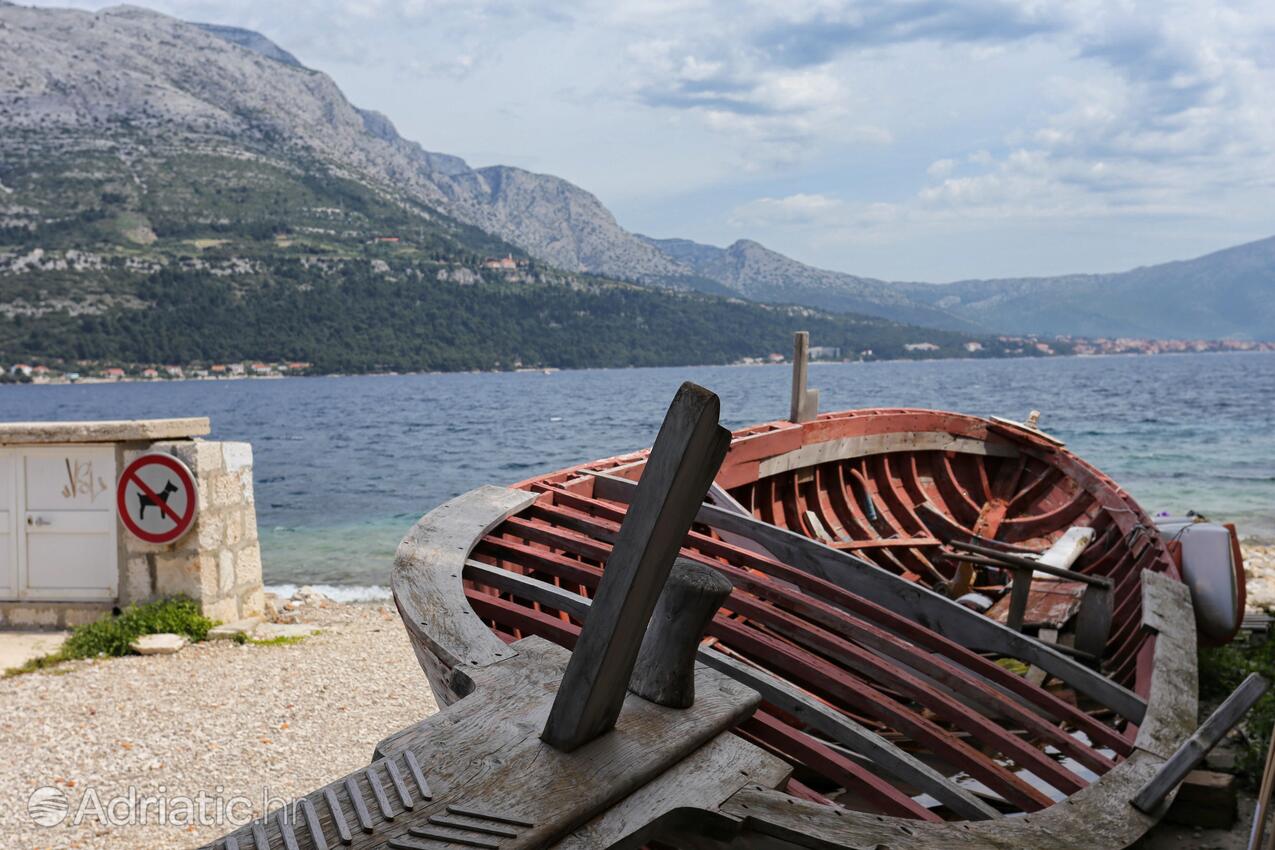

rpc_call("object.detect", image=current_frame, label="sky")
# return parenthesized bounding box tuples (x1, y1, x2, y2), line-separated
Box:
(28, 0, 1275, 281)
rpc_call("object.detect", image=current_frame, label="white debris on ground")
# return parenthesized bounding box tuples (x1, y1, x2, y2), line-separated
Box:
(0, 599, 436, 850)
(1242, 541, 1275, 612)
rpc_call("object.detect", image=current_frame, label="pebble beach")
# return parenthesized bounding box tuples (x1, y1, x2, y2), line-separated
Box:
(3, 542, 1275, 849)
(0, 601, 436, 850)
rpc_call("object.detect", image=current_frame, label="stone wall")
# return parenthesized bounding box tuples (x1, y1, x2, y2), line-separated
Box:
(118, 439, 264, 622)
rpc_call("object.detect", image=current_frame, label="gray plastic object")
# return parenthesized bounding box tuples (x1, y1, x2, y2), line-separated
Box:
(1156, 518, 1244, 644)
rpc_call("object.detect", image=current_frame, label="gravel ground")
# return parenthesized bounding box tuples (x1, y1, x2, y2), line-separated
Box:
(0, 603, 437, 850)
(1243, 542, 1275, 612)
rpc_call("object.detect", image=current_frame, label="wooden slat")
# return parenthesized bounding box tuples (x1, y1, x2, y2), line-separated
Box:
(541, 382, 731, 752)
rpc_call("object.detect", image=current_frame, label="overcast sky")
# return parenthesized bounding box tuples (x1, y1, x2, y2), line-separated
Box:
(30, 0, 1275, 281)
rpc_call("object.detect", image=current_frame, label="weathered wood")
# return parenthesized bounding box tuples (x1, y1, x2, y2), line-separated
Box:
(549, 733, 790, 850)
(789, 331, 818, 423)
(542, 382, 732, 751)
(589, 471, 1148, 723)
(630, 558, 734, 708)
(717, 588, 1195, 850)
(1132, 672, 1268, 813)
(211, 637, 758, 850)
(1006, 567, 1032, 631)
(949, 540, 1111, 587)
(1075, 578, 1114, 659)
(757, 432, 1018, 478)
(463, 558, 1002, 822)
(391, 485, 539, 702)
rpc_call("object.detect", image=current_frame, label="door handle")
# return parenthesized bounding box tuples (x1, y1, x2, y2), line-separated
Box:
(27, 516, 52, 527)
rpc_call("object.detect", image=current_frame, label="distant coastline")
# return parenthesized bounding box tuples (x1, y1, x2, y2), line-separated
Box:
(4, 338, 1273, 386)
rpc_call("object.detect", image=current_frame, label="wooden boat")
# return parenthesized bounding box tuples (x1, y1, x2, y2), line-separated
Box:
(202, 380, 1258, 850)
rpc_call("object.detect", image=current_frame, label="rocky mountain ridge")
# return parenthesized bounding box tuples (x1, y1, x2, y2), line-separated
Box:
(2, 3, 1271, 340)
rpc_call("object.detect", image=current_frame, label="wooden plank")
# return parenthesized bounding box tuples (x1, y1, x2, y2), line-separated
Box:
(1132, 673, 1268, 813)
(757, 433, 1018, 478)
(542, 381, 732, 751)
(209, 637, 758, 850)
(589, 471, 1148, 724)
(789, 331, 818, 423)
(548, 733, 790, 850)
(1135, 571, 1200, 760)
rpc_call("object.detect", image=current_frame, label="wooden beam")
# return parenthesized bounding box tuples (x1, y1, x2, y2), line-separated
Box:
(1132, 673, 1269, 813)
(541, 382, 731, 751)
(789, 331, 818, 423)
(588, 471, 1148, 724)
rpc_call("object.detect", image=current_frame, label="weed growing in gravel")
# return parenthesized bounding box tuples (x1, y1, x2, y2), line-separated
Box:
(4, 597, 216, 677)
(247, 633, 318, 647)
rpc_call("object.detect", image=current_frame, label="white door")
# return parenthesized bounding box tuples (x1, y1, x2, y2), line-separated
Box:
(20, 446, 118, 601)
(0, 451, 16, 600)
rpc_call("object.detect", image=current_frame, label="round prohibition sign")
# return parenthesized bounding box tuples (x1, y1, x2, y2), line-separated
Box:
(116, 452, 199, 544)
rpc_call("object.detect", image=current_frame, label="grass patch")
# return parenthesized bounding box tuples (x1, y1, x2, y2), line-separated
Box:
(246, 633, 317, 647)
(4, 597, 216, 677)
(1199, 634, 1275, 787)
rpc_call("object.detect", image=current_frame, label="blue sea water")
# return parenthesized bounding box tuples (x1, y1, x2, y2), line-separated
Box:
(2, 352, 1272, 591)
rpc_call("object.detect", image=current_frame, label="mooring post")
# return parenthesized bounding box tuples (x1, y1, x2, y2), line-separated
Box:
(629, 557, 734, 708)
(790, 331, 818, 423)
(540, 382, 732, 752)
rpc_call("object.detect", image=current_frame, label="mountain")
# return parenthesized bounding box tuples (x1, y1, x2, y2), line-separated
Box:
(896, 237, 1275, 340)
(0, 3, 1026, 372)
(639, 236, 980, 331)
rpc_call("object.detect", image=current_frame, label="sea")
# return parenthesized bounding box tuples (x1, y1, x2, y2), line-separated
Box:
(3, 352, 1272, 601)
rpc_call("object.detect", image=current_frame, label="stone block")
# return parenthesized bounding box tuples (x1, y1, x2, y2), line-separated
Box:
(222, 442, 253, 473)
(235, 544, 263, 587)
(124, 556, 153, 603)
(241, 508, 259, 543)
(203, 596, 239, 623)
(218, 550, 235, 595)
(9, 606, 60, 627)
(224, 510, 243, 547)
(210, 472, 243, 508)
(197, 514, 226, 551)
(241, 587, 265, 619)
(1164, 770, 1237, 829)
(169, 439, 223, 476)
(130, 633, 186, 655)
(62, 606, 111, 628)
(154, 550, 214, 600)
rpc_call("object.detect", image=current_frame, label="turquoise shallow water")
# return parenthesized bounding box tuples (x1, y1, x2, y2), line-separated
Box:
(3, 351, 1272, 589)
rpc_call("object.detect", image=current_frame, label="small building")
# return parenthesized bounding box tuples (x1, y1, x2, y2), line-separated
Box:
(210, 364, 227, 374)
(227, 363, 246, 376)
(164, 365, 184, 378)
(808, 346, 842, 361)
(251, 362, 271, 374)
(10, 364, 32, 377)
(101, 367, 126, 380)
(963, 341, 984, 353)
(482, 254, 518, 271)
(904, 342, 940, 352)
(0, 418, 264, 627)
(141, 368, 159, 379)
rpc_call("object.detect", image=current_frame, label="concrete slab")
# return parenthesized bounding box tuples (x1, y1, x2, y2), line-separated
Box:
(0, 630, 69, 671)
(0, 417, 210, 444)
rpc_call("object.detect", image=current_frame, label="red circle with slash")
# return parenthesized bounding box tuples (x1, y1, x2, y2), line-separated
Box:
(116, 453, 199, 544)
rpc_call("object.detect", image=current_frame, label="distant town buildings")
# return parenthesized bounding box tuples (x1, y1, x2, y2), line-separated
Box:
(904, 342, 940, 352)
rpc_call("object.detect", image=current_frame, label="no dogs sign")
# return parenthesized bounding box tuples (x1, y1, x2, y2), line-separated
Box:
(116, 453, 199, 544)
